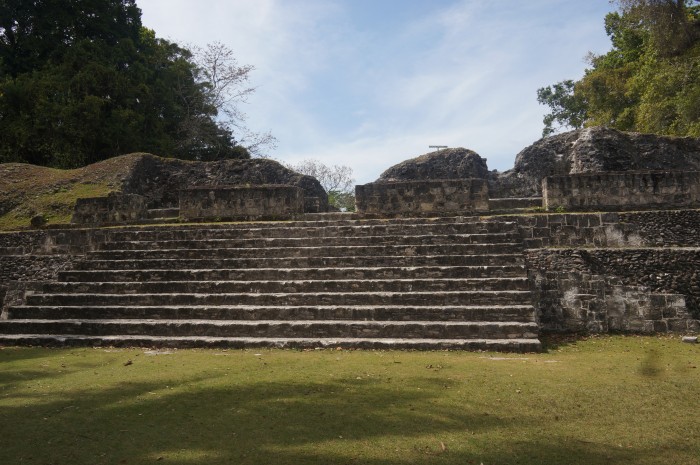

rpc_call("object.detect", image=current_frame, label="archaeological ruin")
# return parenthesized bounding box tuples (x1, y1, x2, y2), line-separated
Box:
(1, 127, 699, 352)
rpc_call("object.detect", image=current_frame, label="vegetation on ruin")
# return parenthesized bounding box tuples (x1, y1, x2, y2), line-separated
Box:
(538, 0, 700, 137)
(0, 335, 698, 465)
(0, 155, 145, 230)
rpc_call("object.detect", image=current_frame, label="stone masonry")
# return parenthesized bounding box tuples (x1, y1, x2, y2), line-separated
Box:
(0, 217, 541, 351)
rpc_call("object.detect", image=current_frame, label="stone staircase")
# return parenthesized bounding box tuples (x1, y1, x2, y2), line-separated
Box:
(0, 217, 541, 351)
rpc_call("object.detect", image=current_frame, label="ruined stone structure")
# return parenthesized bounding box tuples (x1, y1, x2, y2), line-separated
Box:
(355, 179, 489, 215)
(72, 193, 149, 225)
(543, 171, 700, 211)
(1, 127, 699, 351)
(490, 126, 700, 198)
(119, 154, 329, 213)
(179, 185, 305, 221)
(0, 217, 540, 351)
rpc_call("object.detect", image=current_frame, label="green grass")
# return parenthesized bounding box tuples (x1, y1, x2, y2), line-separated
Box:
(0, 335, 698, 465)
(0, 182, 113, 230)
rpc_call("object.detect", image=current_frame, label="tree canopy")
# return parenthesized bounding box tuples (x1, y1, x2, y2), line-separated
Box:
(537, 0, 700, 137)
(0, 0, 269, 167)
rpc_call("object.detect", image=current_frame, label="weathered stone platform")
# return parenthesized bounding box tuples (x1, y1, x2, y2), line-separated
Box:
(0, 217, 541, 352)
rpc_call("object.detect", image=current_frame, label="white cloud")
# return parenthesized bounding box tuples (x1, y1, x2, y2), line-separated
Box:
(137, 0, 615, 184)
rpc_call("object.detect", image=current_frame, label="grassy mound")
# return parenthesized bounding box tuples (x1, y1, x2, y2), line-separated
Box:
(0, 156, 143, 230)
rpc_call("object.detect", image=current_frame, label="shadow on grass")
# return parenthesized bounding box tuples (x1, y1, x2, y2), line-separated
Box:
(0, 364, 665, 465)
(539, 332, 590, 351)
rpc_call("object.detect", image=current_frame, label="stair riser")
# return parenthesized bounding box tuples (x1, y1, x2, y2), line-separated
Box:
(8, 306, 536, 322)
(105, 222, 519, 242)
(97, 233, 523, 251)
(0, 335, 542, 352)
(59, 266, 527, 282)
(74, 254, 524, 270)
(0, 321, 538, 339)
(26, 292, 532, 306)
(42, 279, 530, 294)
(88, 244, 524, 260)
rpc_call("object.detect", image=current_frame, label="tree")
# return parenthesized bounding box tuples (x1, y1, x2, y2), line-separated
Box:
(615, 0, 699, 56)
(537, 0, 700, 138)
(536, 80, 587, 136)
(286, 159, 356, 211)
(0, 0, 266, 167)
(190, 42, 276, 157)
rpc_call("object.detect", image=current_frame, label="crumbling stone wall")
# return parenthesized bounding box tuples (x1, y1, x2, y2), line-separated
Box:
(0, 230, 48, 255)
(543, 171, 700, 211)
(526, 249, 699, 333)
(179, 185, 305, 221)
(0, 254, 77, 319)
(355, 179, 489, 215)
(513, 210, 700, 249)
(72, 193, 148, 225)
(492, 127, 700, 198)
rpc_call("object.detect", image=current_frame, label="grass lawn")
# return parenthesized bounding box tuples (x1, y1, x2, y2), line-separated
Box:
(0, 335, 698, 465)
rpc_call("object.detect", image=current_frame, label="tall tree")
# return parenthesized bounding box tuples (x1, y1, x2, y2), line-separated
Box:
(537, 0, 700, 138)
(0, 0, 261, 167)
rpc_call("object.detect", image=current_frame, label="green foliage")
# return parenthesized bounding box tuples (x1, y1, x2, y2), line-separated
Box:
(538, 0, 700, 138)
(536, 80, 587, 136)
(0, 0, 252, 168)
(328, 190, 356, 212)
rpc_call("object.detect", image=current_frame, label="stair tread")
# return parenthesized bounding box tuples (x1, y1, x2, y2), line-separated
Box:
(47, 277, 528, 284)
(31, 290, 532, 296)
(0, 334, 540, 344)
(92, 243, 523, 251)
(62, 265, 526, 272)
(2, 318, 538, 326)
(12, 304, 534, 309)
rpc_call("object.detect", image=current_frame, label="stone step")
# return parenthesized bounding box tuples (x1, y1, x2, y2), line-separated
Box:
(87, 243, 524, 260)
(147, 208, 180, 220)
(58, 265, 527, 282)
(0, 319, 539, 339)
(105, 222, 520, 242)
(40, 277, 530, 295)
(7, 304, 535, 322)
(0, 334, 542, 352)
(26, 290, 532, 306)
(97, 233, 522, 251)
(74, 254, 525, 270)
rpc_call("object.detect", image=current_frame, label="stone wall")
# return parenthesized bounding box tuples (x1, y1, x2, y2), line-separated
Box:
(0, 254, 77, 319)
(179, 185, 305, 221)
(543, 171, 700, 211)
(355, 179, 489, 215)
(72, 193, 148, 225)
(513, 209, 700, 249)
(526, 249, 699, 333)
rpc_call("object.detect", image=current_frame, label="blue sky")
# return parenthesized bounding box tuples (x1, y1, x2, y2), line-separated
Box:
(137, 0, 616, 184)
